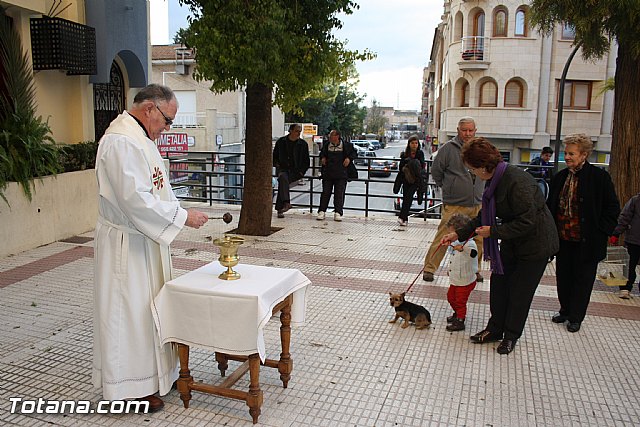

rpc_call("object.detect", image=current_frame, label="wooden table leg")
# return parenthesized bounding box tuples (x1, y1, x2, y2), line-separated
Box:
(247, 353, 263, 424)
(215, 352, 228, 377)
(177, 344, 193, 408)
(278, 295, 293, 388)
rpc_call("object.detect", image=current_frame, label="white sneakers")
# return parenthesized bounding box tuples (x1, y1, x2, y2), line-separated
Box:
(317, 211, 342, 221)
(397, 218, 407, 226)
(619, 290, 632, 299)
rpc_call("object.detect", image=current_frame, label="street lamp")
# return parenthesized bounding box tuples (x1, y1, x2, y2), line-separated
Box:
(553, 41, 583, 174)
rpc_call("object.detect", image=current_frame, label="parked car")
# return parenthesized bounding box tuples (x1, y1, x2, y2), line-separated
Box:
(368, 140, 381, 150)
(354, 145, 366, 157)
(368, 159, 392, 177)
(379, 156, 398, 170)
(352, 140, 375, 151)
(353, 150, 377, 165)
(394, 184, 441, 218)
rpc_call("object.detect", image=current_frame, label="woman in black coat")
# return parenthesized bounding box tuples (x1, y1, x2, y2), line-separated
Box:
(397, 135, 426, 226)
(546, 134, 620, 333)
(316, 129, 356, 221)
(441, 137, 558, 355)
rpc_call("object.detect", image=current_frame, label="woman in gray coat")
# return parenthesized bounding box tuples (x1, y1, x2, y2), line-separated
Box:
(442, 137, 558, 355)
(611, 192, 640, 299)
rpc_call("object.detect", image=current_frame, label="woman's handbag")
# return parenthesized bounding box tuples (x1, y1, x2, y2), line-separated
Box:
(347, 161, 358, 181)
(393, 172, 403, 194)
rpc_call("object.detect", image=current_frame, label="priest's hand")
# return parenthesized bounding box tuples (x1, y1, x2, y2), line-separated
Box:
(185, 209, 209, 229)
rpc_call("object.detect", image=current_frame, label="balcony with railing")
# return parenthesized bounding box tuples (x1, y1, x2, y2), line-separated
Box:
(171, 112, 207, 128)
(458, 36, 490, 70)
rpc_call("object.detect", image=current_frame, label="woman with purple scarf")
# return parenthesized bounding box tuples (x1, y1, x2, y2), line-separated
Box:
(441, 138, 559, 355)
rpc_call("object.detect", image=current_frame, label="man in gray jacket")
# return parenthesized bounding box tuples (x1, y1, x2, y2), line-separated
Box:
(423, 117, 485, 282)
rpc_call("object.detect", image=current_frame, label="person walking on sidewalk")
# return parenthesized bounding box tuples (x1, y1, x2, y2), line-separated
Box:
(396, 135, 426, 226)
(316, 130, 356, 222)
(273, 123, 310, 218)
(441, 137, 558, 355)
(423, 117, 484, 282)
(93, 84, 209, 412)
(547, 134, 620, 333)
(444, 213, 479, 332)
(610, 192, 640, 299)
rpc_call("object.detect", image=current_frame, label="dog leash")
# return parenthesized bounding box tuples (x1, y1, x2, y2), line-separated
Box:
(405, 237, 473, 293)
(404, 269, 423, 293)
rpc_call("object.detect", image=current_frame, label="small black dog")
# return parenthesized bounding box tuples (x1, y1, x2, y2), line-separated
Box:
(388, 292, 432, 330)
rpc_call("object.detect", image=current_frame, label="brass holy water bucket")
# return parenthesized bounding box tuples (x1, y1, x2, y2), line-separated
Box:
(212, 235, 245, 280)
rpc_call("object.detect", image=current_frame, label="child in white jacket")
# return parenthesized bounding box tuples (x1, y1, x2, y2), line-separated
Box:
(445, 213, 479, 332)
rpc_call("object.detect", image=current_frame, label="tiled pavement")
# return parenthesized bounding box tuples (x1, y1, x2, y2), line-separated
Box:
(1, 204, 640, 426)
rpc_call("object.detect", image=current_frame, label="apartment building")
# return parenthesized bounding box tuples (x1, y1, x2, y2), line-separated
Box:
(424, 0, 616, 164)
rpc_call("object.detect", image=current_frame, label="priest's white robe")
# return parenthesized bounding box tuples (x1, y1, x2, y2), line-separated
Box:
(92, 112, 187, 400)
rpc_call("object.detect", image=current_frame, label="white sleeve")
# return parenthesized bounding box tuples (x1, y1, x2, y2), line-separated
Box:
(97, 136, 186, 245)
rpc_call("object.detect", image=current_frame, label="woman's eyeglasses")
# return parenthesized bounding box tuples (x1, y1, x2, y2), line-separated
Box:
(155, 104, 173, 126)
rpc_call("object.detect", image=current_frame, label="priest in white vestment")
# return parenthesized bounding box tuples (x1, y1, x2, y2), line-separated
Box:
(92, 84, 209, 411)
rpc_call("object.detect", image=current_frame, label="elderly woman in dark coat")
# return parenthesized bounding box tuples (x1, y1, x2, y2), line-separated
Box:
(441, 137, 558, 355)
(546, 134, 620, 333)
(316, 129, 357, 221)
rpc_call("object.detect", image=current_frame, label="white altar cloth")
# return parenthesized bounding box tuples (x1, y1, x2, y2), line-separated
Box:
(151, 263, 310, 361)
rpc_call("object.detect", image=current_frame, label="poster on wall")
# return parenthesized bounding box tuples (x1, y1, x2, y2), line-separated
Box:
(156, 133, 188, 157)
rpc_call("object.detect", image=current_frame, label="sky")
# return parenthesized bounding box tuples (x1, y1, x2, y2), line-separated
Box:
(157, 0, 444, 111)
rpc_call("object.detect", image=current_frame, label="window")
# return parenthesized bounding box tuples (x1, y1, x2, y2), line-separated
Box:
(173, 90, 197, 127)
(461, 82, 470, 107)
(515, 8, 527, 36)
(454, 12, 463, 41)
(562, 23, 575, 40)
(493, 9, 507, 37)
(557, 80, 592, 110)
(504, 80, 524, 107)
(473, 11, 485, 37)
(479, 81, 497, 107)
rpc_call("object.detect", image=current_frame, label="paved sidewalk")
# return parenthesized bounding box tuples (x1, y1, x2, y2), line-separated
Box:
(1, 205, 640, 426)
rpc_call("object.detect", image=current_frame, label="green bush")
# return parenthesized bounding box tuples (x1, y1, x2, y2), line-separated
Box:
(57, 141, 97, 172)
(1, 6, 61, 205)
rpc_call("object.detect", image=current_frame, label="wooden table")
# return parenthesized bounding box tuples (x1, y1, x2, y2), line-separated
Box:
(152, 263, 310, 424)
(176, 294, 293, 423)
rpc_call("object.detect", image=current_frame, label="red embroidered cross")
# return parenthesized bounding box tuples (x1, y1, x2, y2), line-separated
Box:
(152, 167, 164, 190)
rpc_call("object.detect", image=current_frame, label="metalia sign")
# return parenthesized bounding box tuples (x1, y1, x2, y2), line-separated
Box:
(155, 132, 188, 157)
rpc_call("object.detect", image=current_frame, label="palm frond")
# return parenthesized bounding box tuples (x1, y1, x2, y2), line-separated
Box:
(0, 6, 60, 205)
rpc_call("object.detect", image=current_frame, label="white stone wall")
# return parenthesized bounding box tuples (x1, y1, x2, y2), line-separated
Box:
(431, 0, 615, 162)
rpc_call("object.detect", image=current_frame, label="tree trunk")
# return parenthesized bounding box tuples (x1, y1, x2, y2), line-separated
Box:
(237, 83, 273, 236)
(610, 42, 640, 208)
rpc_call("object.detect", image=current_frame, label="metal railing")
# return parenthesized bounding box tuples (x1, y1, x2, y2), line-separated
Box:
(165, 151, 442, 219)
(165, 151, 610, 219)
(460, 36, 490, 61)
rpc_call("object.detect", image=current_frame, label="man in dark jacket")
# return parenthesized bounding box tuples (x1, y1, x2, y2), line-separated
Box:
(526, 146, 554, 182)
(272, 124, 310, 218)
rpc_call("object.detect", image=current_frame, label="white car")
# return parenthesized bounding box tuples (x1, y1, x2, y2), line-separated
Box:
(352, 140, 375, 151)
(353, 150, 376, 165)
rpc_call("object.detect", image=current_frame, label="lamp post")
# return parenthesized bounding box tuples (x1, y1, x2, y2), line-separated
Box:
(553, 41, 583, 174)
